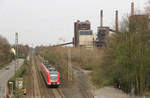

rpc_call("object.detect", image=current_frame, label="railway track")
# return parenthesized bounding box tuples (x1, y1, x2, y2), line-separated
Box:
(73, 67, 94, 98)
(34, 54, 65, 98)
(26, 53, 41, 98)
(25, 53, 95, 98)
(26, 53, 66, 98)
(78, 79, 93, 98)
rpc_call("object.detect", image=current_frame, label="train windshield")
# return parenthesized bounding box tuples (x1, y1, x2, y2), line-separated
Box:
(43, 61, 49, 65)
(50, 71, 58, 81)
(49, 71, 58, 75)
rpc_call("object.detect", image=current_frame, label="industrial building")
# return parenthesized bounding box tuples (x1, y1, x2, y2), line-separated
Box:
(96, 27, 109, 47)
(79, 30, 93, 48)
(129, 15, 150, 32)
(94, 10, 111, 48)
(73, 8, 121, 48)
(129, 2, 150, 32)
(74, 20, 93, 48)
(72, 2, 150, 49)
(95, 2, 150, 48)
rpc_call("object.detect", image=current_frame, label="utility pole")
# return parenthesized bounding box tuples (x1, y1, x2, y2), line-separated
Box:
(15, 32, 18, 74)
(68, 49, 73, 81)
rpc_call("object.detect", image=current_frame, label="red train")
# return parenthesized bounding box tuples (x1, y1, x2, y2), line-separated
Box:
(40, 62, 60, 87)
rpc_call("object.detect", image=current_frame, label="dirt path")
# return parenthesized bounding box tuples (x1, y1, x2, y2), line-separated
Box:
(71, 66, 132, 98)
(60, 66, 94, 98)
(73, 67, 94, 98)
(93, 87, 132, 98)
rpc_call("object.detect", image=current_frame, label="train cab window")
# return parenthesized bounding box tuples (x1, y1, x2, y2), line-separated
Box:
(43, 61, 49, 65)
(49, 71, 58, 81)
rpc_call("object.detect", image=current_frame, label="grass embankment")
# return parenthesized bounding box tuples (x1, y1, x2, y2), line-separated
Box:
(71, 48, 103, 70)
(0, 61, 11, 70)
(8, 59, 30, 98)
(38, 47, 103, 70)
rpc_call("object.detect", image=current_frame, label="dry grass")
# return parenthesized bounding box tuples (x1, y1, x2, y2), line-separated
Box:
(71, 47, 104, 70)
(40, 46, 104, 70)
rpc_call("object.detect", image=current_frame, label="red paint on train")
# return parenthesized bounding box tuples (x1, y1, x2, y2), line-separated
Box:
(41, 63, 60, 86)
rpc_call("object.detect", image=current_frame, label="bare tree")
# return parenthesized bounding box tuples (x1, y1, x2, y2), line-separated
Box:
(0, 35, 12, 66)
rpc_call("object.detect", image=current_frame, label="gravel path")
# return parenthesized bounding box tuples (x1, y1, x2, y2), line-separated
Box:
(93, 87, 131, 98)
(73, 67, 133, 98)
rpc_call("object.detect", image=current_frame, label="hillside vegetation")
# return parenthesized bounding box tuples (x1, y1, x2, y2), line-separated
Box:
(92, 13, 150, 95)
(36, 46, 103, 69)
(35, 46, 103, 82)
(0, 34, 30, 69)
(0, 35, 12, 66)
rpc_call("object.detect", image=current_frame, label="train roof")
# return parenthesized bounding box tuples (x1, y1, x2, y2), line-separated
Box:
(48, 67, 56, 71)
(43, 61, 49, 65)
(42, 62, 58, 73)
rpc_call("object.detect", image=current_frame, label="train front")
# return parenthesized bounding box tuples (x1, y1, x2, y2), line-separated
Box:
(48, 70, 60, 87)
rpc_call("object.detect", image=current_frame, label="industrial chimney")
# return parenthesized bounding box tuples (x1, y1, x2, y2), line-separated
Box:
(115, 10, 119, 32)
(100, 10, 103, 27)
(131, 2, 134, 16)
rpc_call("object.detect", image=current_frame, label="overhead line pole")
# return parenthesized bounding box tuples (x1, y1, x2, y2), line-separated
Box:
(68, 49, 73, 81)
(15, 32, 18, 75)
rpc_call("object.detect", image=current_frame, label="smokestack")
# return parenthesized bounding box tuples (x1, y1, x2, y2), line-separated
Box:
(131, 2, 134, 16)
(100, 10, 103, 27)
(115, 10, 119, 32)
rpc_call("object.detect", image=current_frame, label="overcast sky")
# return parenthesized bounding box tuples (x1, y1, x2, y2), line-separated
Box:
(0, 0, 147, 46)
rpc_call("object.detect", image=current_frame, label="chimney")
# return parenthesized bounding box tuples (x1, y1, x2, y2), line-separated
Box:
(131, 2, 134, 16)
(115, 10, 119, 32)
(100, 10, 103, 27)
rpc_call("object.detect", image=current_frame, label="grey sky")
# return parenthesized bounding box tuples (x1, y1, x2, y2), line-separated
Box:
(0, 0, 147, 46)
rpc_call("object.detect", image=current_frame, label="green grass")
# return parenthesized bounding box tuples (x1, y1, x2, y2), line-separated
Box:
(0, 61, 11, 70)
(8, 59, 30, 97)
